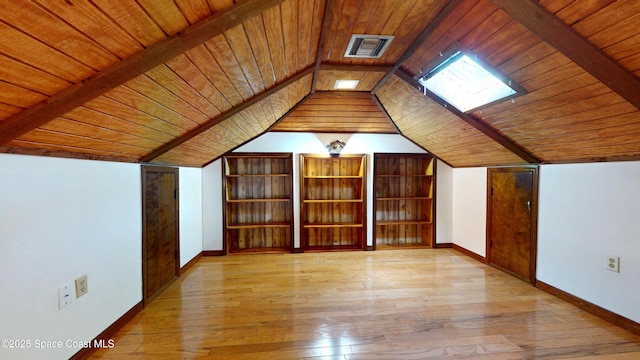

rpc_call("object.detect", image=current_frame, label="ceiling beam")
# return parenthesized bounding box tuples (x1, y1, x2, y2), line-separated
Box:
(492, 0, 640, 110)
(140, 66, 315, 162)
(0, 0, 286, 146)
(311, 0, 335, 94)
(321, 64, 394, 72)
(370, 0, 465, 94)
(395, 70, 540, 164)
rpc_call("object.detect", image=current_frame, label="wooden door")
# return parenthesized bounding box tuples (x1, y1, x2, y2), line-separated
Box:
(142, 166, 179, 305)
(487, 167, 538, 284)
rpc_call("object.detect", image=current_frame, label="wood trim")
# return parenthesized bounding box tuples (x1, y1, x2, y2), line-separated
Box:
(321, 64, 395, 72)
(0, 146, 140, 164)
(370, 0, 465, 94)
(202, 250, 225, 256)
(452, 243, 487, 264)
(141, 66, 315, 163)
(536, 281, 640, 337)
(311, 0, 334, 94)
(492, 0, 640, 111)
(434, 243, 452, 248)
(180, 252, 202, 275)
(0, 0, 287, 146)
(370, 94, 401, 134)
(395, 69, 539, 164)
(69, 301, 143, 360)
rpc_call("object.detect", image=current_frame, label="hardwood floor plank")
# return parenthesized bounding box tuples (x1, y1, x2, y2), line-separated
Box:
(89, 249, 640, 359)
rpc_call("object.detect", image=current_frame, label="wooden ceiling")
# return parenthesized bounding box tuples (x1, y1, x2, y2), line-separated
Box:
(1, 0, 639, 167)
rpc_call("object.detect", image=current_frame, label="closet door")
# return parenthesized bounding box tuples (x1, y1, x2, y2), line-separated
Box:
(142, 166, 179, 305)
(487, 166, 538, 284)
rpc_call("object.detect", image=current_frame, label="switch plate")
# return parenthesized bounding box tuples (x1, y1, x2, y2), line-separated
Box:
(75, 274, 88, 298)
(58, 283, 74, 309)
(607, 256, 620, 273)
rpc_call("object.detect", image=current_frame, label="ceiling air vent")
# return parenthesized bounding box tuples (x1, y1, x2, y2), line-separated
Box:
(344, 34, 394, 58)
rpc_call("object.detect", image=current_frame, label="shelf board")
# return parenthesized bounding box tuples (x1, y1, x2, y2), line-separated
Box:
(227, 198, 291, 203)
(304, 175, 363, 179)
(226, 173, 290, 177)
(227, 222, 291, 229)
(375, 174, 433, 178)
(303, 199, 363, 203)
(376, 196, 432, 200)
(303, 223, 364, 228)
(376, 220, 433, 225)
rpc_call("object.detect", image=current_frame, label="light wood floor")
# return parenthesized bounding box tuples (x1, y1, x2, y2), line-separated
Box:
(90, 249, 640, 359)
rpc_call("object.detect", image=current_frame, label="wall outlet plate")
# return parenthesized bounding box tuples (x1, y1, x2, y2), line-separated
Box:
(58, 283, 74, 309)
(607, 256, 620, 273)
(75, 274, 88, 298)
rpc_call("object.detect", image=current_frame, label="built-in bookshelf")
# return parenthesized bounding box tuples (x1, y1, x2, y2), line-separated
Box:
(300, 154, 367, 251)
(374, 153, 435, 248)
(223, 153, 293, 253)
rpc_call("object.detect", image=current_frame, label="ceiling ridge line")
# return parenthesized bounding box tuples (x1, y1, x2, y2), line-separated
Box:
(0, 0, 286, 146)
(140, 66, 315, 163)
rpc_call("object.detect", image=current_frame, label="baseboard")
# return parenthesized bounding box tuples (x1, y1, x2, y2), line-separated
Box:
(434, 242, 453, 248)
(70, 301, 143, 360)
(536, 281, 640, 337)
(452, 244, 487, 263)
(365, 245, 375, 251)
(180, 252, 202, 275)
(202, 250, 224, 256)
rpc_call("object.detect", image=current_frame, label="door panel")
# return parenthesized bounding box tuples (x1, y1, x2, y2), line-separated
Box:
(487, 167, 538, 283)
(142, 167, 179, 305)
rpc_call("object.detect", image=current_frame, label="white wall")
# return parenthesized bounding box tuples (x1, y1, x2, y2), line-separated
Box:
(202, 132, 432, 250)
(202, 159, 223, 251)
(451, 167, 487, 257)
(0, 154, 142, 360)
(435, 161, 453, 244)
(179, 167, 203, 267)
(538, 162, 640, 323)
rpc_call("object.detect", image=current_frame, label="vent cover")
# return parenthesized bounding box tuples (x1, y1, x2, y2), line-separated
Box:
(344, 34, 394, 58)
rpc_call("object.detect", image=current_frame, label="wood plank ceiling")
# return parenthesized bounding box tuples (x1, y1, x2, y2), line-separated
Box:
(0, 0, 639, 167)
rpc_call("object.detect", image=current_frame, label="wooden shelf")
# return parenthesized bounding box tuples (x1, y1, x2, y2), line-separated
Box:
(373, 153, 435, 249)
(303, 223, 364, 228)
(376, 197, 432, 200)
(227, 222, 291, 229)
(227, 198, 291, 202)
(300, 154, 367, 251)
(223, 153, 293, 254)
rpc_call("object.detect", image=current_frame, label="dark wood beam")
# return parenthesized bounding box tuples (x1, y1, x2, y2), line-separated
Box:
(370, 94, 401, 134)
(140, 66, 315, 162)
(370, 0, 465, 94)
(395, 70, 540, 164)
(0, 0, 286, 146)
(311, 0, 334, 94)
(320, 64, 394, 72)
(492, 0, 640, 110)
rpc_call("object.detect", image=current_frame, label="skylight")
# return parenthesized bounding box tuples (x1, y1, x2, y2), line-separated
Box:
(418, 51, 522, 113)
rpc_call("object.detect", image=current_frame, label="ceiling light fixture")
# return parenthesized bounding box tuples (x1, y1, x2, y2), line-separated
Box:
(334, 79, 359, 90)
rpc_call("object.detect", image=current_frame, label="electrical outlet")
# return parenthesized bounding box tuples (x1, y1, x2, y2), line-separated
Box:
(607, 256, 620, 273)
(75, 275, 88, 298)
(58, 283, 74, 309)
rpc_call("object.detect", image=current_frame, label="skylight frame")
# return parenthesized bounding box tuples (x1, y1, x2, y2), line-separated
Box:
(415, 45, 526, 114)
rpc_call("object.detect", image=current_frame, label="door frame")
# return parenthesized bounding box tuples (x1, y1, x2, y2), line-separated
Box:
(486, 166, 539, 285)
(141, 166, 180, 306)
